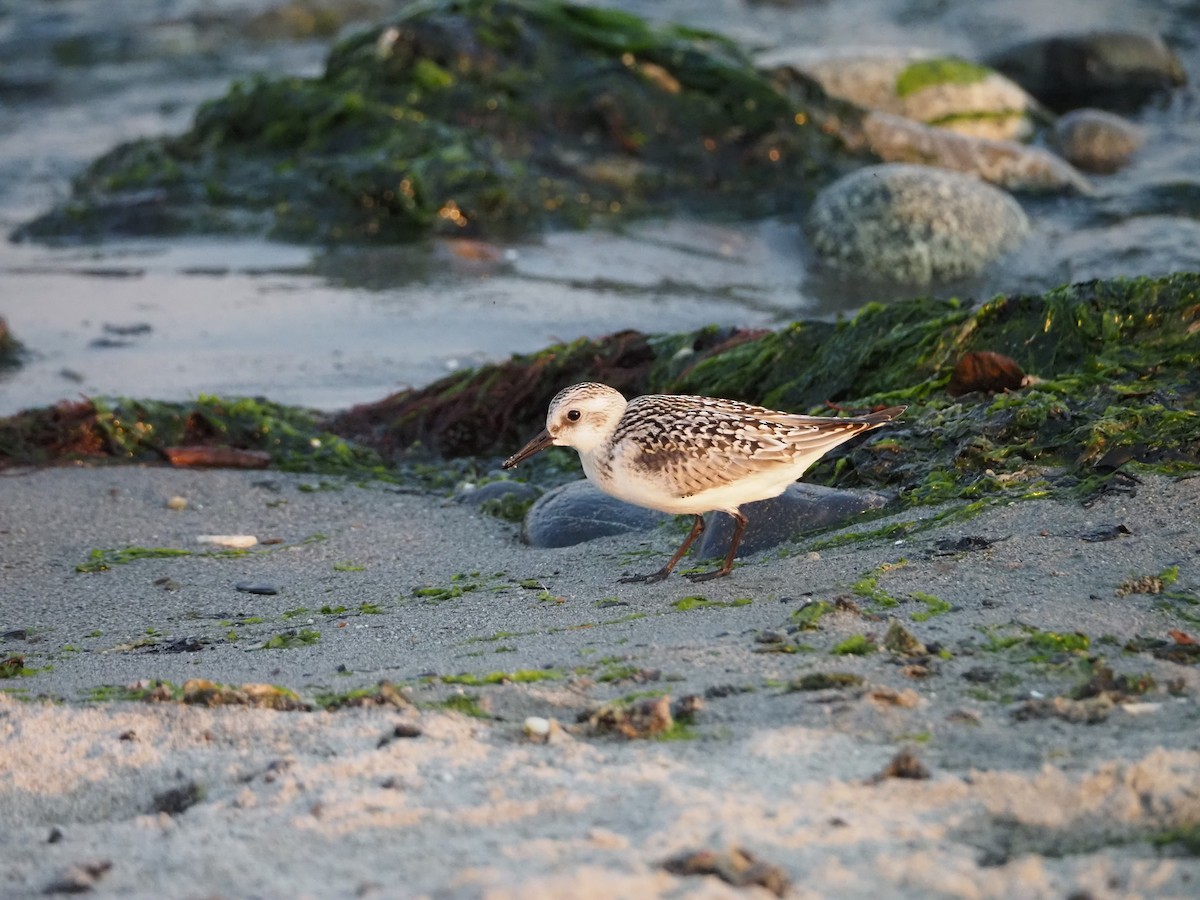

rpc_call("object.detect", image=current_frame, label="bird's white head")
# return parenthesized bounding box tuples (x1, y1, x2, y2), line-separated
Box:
(502, 382, 627, 468)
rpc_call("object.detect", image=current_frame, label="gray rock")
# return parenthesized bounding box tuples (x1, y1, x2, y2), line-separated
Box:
(806, 163, 1030, 284)
(1053, 109, 1145, 174)
(861, 111, 1091, 194)
(986, 32, 1187, 112)
(522, 480, 671, 549)
(695, 483, 892, 561)
(235, 582, 279, 595)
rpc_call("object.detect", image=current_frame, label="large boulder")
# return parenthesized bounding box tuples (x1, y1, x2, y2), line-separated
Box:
(805, 163, 1030, 284)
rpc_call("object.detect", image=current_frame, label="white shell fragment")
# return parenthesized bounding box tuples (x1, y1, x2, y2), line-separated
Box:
(196, 534, 258, 549)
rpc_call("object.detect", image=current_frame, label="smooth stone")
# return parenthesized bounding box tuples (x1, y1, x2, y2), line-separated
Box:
(236, 582, 279, 595)
(1053, 109, 1145, 174)
(860, 111, 1091, 194)
(454, 480, 542, 507)
(758, 46, 1039, 141)
(806, 163, 1031, 284)
(986, 32, 1187, 112)
(695, 482, 891, 561)
(522, 480, 671, 549)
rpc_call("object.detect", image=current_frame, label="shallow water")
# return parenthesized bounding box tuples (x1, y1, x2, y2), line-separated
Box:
(1, 0, 1197, 417)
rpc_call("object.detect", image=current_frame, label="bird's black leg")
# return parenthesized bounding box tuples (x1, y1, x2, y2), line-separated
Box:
(619, 515, 705, 584)
(684, 511, 747, 582)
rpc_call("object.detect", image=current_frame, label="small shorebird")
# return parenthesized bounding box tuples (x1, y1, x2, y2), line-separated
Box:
(503, 382, 904, 583)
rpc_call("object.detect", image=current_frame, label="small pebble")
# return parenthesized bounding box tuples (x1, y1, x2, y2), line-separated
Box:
(165, 496, 188, 511)
(1054, 108, 1144, 173)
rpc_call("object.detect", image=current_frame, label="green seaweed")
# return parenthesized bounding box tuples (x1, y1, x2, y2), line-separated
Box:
(76, 546, 194, 573)
(671, 596, 752, 611)
(261, 629, 321, 649)
(831, 635, 875, 656)
(431, 693, 490, 718)
(911, 591, 951, 621)
(789, 600, 832, 631)
(438, 668, 560, 685)
(895, 57, 991, 96)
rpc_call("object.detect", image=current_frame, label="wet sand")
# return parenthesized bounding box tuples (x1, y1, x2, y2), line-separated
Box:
(3, 465, 1199, 897)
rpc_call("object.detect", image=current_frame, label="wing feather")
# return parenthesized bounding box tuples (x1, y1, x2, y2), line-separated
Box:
(613, 395, 894, 498)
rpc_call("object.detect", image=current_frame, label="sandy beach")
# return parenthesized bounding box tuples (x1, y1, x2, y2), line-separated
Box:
(3, 464, 1199, 897)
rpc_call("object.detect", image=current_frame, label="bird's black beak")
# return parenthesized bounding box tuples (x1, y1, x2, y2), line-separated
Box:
(502, 428, 554, 469)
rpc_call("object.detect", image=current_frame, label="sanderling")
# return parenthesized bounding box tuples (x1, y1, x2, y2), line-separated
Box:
(503, 382, 904, 582)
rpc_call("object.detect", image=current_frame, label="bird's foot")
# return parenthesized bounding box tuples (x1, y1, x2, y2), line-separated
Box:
(618, 568, 672, 585)
(683, 567, 732, 583)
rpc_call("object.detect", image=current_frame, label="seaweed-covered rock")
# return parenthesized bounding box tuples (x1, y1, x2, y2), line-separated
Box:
(0, 396, 381, 472)
(4, 274, 1198, 514)
(805, 163, 1030, 284)
(338, 272, 1200, 504)
(758, 48, 1039, 141)
(18, 0, 846, 244)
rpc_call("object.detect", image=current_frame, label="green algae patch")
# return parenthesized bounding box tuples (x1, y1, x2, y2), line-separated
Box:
(20, 0, 843, 245)
(895, 58, 991, 96)
(76, 546, 194, 573)
(261, 629, 321, 649)
(851, 572, 900, 609)
(981, 626, 1091, 663)
(831, 635, 876, 656)
(789, 600, 832, 631)
(911, 591, 951, 621)
(438, 669, 560, 685)
(431, 693, 490, 718)
(671, 596, 752, 611)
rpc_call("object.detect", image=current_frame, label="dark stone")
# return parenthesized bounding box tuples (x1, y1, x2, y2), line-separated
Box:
(151, 781, 205, 815)
(1080, 524, 1132, 542)
(522, 479, 671, 548)
(695, 483, 891, 560)
(932, 535, 994, 554)
(103, 322, 153, 336)
(156, 637, 206, 653)
(986, 32, 1187, 112)
(236, 581, 279, 595)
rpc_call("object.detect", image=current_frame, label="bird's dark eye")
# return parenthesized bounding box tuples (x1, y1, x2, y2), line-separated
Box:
(566, 409, 581, 422)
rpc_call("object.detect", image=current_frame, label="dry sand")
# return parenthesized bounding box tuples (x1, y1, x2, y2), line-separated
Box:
(2, 465, 1199, 898)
